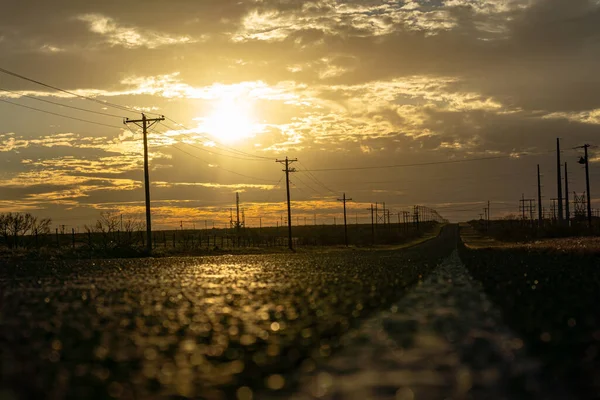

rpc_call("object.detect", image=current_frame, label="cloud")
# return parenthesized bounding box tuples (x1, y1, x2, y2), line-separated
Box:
(1, 0, 600, 225)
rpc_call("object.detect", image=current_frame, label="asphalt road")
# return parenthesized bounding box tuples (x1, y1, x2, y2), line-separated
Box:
(0, 227, 457, 400)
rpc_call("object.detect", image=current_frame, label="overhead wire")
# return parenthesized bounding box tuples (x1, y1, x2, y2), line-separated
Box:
(0, 98, 123, 129)
(292, 173, 324, 197)
(159, 122, 272, 162)
(297, 161, 338, 195)
(124, 123, 277, 183)
(164, 116, 275, 161)
(0, 87, 125, 118)
(0, 65, 161, 116)
(301, 153, 553, 172)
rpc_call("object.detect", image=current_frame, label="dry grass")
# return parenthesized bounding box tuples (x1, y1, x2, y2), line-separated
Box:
(460, 223, 600, 254)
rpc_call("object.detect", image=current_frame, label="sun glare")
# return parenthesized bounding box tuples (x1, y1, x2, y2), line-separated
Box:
(201, 98, 258, 143)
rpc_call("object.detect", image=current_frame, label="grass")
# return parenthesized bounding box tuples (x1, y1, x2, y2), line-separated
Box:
(460, 222, 600, 255)
(0, 223, 444, 262)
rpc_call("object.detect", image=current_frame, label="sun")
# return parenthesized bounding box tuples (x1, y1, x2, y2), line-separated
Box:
(201, 98, 258, 143)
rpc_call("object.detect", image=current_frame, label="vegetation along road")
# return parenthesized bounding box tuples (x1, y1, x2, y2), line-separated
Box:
(1, 225, 599, 399)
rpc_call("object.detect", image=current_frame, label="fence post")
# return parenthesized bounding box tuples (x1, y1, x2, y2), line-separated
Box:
(72, 228, 75, 249)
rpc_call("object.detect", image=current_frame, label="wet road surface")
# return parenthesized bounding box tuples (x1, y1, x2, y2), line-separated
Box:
(0, 227, 455, 399)
(290, 251, 568, 400)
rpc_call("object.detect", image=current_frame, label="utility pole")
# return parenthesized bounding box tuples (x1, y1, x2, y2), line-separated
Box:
(124, 113, 165, 254)
(564, 162, 570, 226)
(276, 157, 297, 250)
(235, 192, 241, 232)
(414, 205, 420, 230)
(577, 144, 593, 228)
(537, 164, 543, 225)
(487, 200, 490, 229)
(556, 138, 564, 224)
(528, 199, 535, 222)
(367, 204, 375, 244)
(337, 193, 353, 247)
(520, 193, 526, 220)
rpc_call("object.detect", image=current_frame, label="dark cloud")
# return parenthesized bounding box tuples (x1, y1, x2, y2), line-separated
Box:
(1, 0, 600, 224)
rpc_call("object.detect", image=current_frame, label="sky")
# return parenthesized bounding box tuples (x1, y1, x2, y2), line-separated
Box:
(0, 0, 599, 228)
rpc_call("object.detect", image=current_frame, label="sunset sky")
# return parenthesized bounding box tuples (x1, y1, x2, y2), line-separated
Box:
(1, 0, 599, 228)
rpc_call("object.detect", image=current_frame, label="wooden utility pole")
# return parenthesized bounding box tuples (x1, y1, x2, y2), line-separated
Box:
(414, 205, 420, 230)
(520, 194, 526, 220)
(556, 138, 564, 224)
(367, 204, 375, 244)
(276, 157, 297, 250)
(577, 144, 593, 228)
(337, 193, 353, 247)
(124, 113, 165, 254)
(235, 192, 241, 232)
(537, 164, 543, 225)
(564, 162, 570, 226)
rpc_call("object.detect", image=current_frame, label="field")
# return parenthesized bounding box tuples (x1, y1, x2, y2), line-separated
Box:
(0, 222, 438, 260)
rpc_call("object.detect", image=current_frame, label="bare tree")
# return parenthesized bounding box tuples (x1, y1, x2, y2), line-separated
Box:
(85, 213, 144, 250)
(0, 213, 52, 248)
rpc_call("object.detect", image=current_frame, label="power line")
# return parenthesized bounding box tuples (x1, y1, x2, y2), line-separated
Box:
(297, 161, 337, 195)
(169, 144, 279, 183)
(159, 122, 271, 162)
(124, 123, 279, 183)
(292, 173, 324, 196)
(0, 66, 160, 116)
(302, 154, 551, 172)
(0, 98, 122, 129)
(164, 117, 274, 161)
(0, 87, 124, 118)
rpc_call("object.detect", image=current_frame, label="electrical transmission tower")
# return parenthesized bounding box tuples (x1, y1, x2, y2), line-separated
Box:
(519, 194, 535, 222)
(574, 192, 587, 219)
(337, 193, 353, 247)
(124, 113, 165, 253)
(276, 157, 297, 250)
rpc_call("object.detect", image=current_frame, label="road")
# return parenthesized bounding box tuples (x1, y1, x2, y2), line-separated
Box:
(2, 225, 598, 399)
(0, 227, 455, 399)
